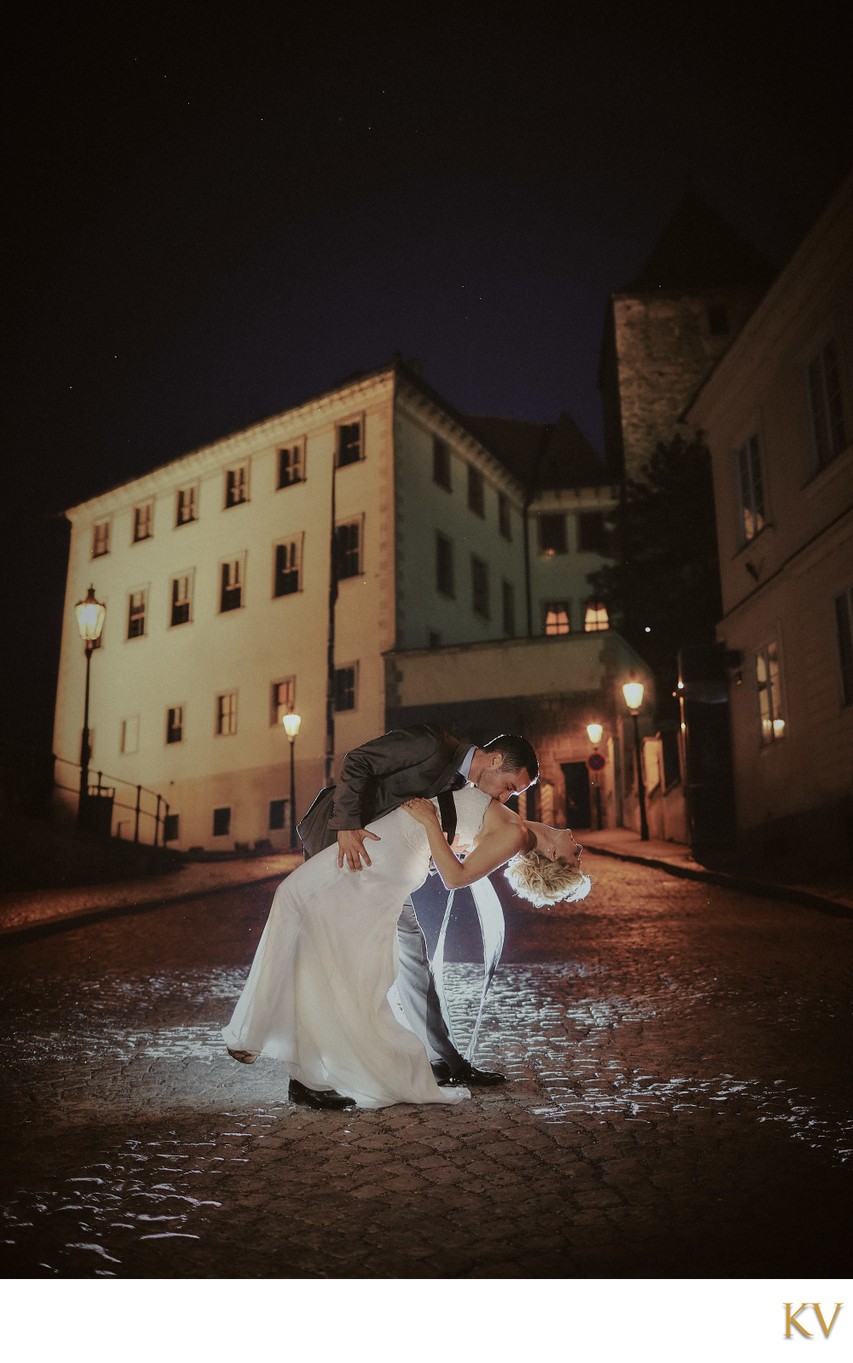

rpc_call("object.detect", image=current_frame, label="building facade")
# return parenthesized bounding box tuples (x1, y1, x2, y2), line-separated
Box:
(54, 360, 622, 851)
(685, 172, 853, 867)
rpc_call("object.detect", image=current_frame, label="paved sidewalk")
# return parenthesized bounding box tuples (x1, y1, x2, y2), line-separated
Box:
(1, 828, 850, 944)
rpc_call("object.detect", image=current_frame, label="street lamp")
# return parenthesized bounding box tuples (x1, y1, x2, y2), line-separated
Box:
(586, 722, 604, 829)
(74, 585, 106, 826)
(622, 679, 649, 842)
(282, 708, 302, 849)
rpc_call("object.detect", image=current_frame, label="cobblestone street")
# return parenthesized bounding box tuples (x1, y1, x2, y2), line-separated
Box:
(1, 851, 851, 1279)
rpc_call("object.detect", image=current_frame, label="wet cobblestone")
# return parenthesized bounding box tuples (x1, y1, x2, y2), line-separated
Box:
(0, 855, 851, 1278)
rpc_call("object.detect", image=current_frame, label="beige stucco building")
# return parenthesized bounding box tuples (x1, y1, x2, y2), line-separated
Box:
(54, 360, 636, 850)
(684, 172, 853, 866)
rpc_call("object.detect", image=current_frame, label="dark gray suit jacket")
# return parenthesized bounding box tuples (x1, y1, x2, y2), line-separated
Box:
(297, 723, 470, 857)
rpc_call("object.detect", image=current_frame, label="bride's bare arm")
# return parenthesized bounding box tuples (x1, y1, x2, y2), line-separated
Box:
(403, 798, 528, 889)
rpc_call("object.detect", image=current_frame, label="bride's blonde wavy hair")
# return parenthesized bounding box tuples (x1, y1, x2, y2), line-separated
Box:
(504, 849, 591, 908)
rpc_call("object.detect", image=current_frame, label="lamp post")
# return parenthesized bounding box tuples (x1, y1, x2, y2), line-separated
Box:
(282, 708, 302, 849)
(74, 586, 106, 827)
(622, 680, 649, 841)
(586, 722, 604, 829)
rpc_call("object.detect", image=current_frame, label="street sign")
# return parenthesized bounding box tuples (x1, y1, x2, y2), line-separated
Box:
(587, 752, 606, 771)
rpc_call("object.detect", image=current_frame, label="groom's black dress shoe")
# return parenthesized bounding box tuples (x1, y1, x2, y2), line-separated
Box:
(431, 1060, 507, 1087)
(288, 1077, 356, 1111)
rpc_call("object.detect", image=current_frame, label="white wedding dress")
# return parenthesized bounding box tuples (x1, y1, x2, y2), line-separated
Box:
(222, 785, 492, 1109)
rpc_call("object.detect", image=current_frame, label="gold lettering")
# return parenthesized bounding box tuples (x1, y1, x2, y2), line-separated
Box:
(784, 1303, 812, 1339)
(811, 1303, 842, 1338)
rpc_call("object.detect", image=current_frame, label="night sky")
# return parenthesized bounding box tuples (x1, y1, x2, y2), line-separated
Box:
(5, 4, 852, 746)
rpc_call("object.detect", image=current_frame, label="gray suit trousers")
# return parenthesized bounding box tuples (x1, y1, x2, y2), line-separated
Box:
(396, 896, 466, 1073)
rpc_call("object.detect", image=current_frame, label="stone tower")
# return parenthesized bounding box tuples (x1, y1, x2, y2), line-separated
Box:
(599, 192, 774, 482)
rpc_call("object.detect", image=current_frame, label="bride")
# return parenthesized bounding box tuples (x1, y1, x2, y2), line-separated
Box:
(222, 783, 590, 1110)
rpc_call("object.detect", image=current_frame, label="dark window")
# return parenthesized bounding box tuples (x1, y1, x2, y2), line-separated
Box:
(334, 664, 357, 712)
(467, 465, 485, 517)
(736, 436, 766, 543)
(171, 574, 191, 626)
(213, 807, 231, 837)
(707, 303, 729, 335)
(436, 533, 455, 597)
(336, 520, 362, 579)
(578, 512, 606, 552)
(127, 590, 147, 639)
(808, 340, 846, 469)
(538, 513, 567, 555)
(544, 602, 570, 635)
(433, 437, 451, 490)
(133, 502, 153, 542)
(166, 705, 183, 744)
(336, 421, 362, 467)
(225, 464, 248, 507)
(269, 799, 287, 831)
(163, 813, 179, 842)
(278, 444, 304, 487)
(498, 492, 511, 540)
(471, 555, 489, 618)
(271, 677, 295, 726)
(216, 692, 237, 736)
(220, 557, 244, 611)
(502, 580, 515, 636)
(176, 486, 197, 526)
(428, 630, 441, 649)
(835, 588, 853, 707)
(92, 521, 111, 557)
(274, 540, 301, 596)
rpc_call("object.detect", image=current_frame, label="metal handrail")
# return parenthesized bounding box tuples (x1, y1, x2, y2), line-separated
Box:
(53, 756, 171, 847)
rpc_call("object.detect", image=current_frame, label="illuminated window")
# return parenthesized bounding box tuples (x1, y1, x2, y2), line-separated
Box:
(170, 572, 193, 626)
(544, 602, 570, 635)
(578, 512, 606, 552)
(220, 554, 246, 612)
(498, 492, 512, 541)
(334, 663, 358, 712)
(121, 716, 139, 754)
(271, 677, 295, 727)
(502, 580, 515, 637)
(278, 443, 305, 487)
(225, 462, 249, 508)
(127, 588, 147, 639)
(835, 587, 853, 707)
(471, 555, 489, 618)
(584, 600, 609, 632)
(336, 518, 363, 579)
(213, 806, 231, 836)
(176, 484, 197, 526)
(215, 691, 237, 737)
(92, 520, 111, 558)
(433, 437, 451, 491)
(467, 465, 485, 517)
(736, 436, 766, 543)
(166, 706, 183, 745)
(756, 642, 785, 745)
(436, 533, 455, 597)
(538, 513, 567, 555)
(132, 501, 153, 542)
(808, 340, 846, 469)
(273, 538, 301, 597)
(336, 420, 363, 467)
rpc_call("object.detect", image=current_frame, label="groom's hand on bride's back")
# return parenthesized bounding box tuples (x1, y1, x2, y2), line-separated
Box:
(337, 828, 381, 871)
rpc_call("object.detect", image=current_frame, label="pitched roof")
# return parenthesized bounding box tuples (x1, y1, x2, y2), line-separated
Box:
(463, 411, 605, 494)
(619, 191, 775, 293)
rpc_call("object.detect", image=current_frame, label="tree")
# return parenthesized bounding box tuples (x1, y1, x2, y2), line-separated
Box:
(590, 431, 722, 719)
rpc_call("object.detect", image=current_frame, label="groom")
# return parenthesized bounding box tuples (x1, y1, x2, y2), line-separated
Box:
(298, 723, 538, 1090)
